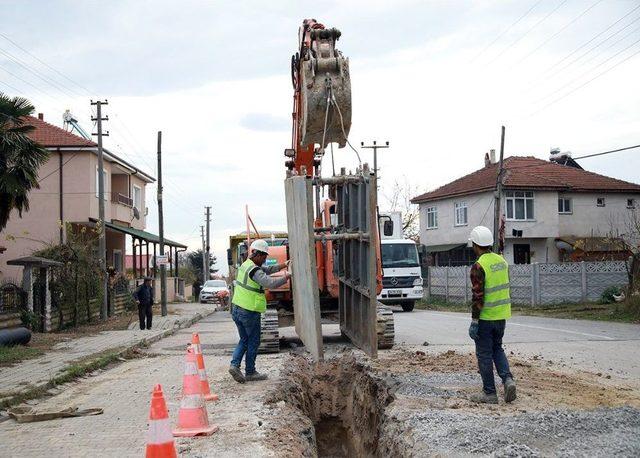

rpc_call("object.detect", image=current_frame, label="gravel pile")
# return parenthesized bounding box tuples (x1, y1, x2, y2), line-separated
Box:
(393, 405, 640, 456)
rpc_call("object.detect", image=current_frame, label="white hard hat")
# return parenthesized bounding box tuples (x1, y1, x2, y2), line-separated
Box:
(249, 239, 269, 254)
(468, 226, 493, 247)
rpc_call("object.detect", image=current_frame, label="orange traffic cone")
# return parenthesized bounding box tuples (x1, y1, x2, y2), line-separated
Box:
(173, 346, 219, 437)
(145, 384, 177, 458)
(191, 333, 219, 402)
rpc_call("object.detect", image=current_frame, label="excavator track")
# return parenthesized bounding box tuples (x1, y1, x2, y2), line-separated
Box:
(258, 306, 280, 354)
(376, 305, 395, 350)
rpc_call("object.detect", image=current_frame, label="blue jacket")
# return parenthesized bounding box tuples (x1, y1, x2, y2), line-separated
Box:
(134, 284, 154, 306)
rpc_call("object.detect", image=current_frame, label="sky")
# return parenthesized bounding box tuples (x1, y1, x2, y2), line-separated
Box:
(1, 0, 639, 274)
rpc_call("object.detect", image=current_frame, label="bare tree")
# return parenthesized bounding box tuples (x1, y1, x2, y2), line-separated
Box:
(382, 176, 423, 242)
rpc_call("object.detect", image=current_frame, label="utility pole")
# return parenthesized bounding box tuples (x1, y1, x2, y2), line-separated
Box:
(205, 206, 211, 281)
(200, 225, 206, 284)
(157, 131, 167, 316)
(493, 126, 506, 253)
(361, 140, 390, 180)
(91, 100, 109, 319)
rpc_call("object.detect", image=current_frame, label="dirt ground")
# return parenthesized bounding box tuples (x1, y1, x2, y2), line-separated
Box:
(263, 347, 640, 457)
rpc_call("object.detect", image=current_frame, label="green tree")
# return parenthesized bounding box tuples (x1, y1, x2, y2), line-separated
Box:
(0, 93, 49, 230)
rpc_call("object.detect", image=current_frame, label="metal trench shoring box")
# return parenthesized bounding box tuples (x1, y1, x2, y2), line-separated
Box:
(284, 176, 323, 361)
(334, 169, 379, 358)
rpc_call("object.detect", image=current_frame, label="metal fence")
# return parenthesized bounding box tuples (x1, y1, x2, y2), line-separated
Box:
(428, 261, 628, 305)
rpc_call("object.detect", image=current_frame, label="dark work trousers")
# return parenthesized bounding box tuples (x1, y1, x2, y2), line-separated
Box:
(138, 303, 153, 330)
(475, 319, 513, 395)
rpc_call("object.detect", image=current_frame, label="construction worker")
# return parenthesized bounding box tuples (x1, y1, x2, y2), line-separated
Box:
(467, 226, 516, 404)
(133, 277, 154, 330)
(229, 239, 291, 383)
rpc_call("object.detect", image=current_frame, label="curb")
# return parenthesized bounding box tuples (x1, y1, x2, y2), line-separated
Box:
(0, 308, 217, 409)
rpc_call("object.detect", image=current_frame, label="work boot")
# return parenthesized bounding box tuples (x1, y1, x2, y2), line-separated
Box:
(504, 377, 517, 403)
(245, 371, 268, 382)
(229, 365, 245, 384)
(469, 391, 499, 404)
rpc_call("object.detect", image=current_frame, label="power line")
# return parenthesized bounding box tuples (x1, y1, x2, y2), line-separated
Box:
(531, 3, 640, 84)
(0, 32, 94, 96)
(515, 0, 604, 65)
(487, 0, 569, 65)
(573, 144, 640, 160)
(535, 30, 640, 104)
(471, 0, 544, 62)
(532, 37, 640, 112)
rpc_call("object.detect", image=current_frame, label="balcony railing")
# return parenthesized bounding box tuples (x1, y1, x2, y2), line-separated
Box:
(111, 192, 133, 207)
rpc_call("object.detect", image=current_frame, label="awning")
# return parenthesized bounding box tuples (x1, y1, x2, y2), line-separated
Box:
(7, 256, 63, 267)
(424, 243, 465, 253)
(101, 221, 187, 248)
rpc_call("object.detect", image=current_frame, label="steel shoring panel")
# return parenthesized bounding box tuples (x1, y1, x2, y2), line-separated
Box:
(336, 169, 379, 357)
(284, 176, 323, 361)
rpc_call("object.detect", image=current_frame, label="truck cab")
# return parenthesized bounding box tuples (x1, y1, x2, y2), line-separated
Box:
(378, 239, 423, 311)
(377, 211, 423, 311)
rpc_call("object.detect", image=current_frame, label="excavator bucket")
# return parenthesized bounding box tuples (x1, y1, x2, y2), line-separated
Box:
(299, 27, 351, 148)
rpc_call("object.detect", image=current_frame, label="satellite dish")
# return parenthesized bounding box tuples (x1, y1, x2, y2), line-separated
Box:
(133, 207, 140, 220)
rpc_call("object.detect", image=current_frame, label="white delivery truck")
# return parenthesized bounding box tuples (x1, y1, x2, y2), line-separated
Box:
(378, 212, 423, 311)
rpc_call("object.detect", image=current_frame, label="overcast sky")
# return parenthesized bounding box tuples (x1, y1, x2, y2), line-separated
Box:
(2, 0, 639, 273)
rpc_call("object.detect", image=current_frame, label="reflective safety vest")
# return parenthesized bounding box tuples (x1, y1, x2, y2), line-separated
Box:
(232, 259, 267, 313)
(477, 252, 511, 321)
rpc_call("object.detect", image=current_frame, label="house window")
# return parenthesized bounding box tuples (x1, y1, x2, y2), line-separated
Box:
(426, 206, 438, 229)
(95, 167, 108, 200)
(505, 191, 534, 220)
(627, 198, 636, 209)
(558, 197, 572, 214)
(454, 202, 468, 226)
(112, 249, 123, 272)
(597, 197, 605, 207)
(133, 185, 142, 211)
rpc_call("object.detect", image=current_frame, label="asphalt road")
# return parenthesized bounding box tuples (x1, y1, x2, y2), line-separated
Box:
(391, 308, 640, 382)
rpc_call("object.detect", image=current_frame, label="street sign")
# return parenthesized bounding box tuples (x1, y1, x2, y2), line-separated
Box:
(155, 255, 170, 266)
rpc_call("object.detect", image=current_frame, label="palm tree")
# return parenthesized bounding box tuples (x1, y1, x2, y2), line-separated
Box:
(0, 93, 49, 231)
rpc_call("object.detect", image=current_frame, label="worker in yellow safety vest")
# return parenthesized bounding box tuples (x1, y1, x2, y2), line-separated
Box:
(229, 239, 290, 383)
(467, 226, 517, 404)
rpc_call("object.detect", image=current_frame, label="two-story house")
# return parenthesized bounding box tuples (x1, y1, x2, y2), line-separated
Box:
(0, 114, 179, 280)
(411, 154, 640, 266)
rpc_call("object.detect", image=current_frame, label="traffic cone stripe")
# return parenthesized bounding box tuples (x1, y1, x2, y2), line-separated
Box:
(147, 418, 173, 444)
(145, 384, 178, 458)
(180, 394, 206, 409)
(192, 343, 201, 353)
(184, 361, 198, 376)
(198, 369, 207, 378)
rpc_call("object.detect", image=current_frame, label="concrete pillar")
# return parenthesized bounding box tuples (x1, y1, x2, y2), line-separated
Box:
(581, 261, 587, 302)
(22, 265, 34, 312)
(42, 267, 52, 332)
(445, 267, 450, 303)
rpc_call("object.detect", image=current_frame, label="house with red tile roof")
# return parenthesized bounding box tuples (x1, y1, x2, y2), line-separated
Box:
(1, 114, 185, 281)
(411, 154, 640, 266)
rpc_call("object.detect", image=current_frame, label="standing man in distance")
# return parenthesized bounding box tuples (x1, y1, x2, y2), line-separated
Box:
(468, 226, 516, 404)
(229, 239, 291, 383)
(133, 277, 154, 330)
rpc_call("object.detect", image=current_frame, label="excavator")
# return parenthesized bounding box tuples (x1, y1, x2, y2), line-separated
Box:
(228, 19, 394, 356)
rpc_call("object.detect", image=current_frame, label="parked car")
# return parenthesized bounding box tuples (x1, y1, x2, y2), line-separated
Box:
(199, 280, 229, 304)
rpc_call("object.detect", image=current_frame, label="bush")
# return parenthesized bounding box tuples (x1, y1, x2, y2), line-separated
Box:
(600, 286, 621, 304)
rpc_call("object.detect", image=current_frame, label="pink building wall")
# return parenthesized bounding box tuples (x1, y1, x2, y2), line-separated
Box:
(1, 149, 149, 280)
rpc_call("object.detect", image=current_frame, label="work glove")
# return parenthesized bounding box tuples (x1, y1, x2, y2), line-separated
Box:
(468, 320, 479, 341)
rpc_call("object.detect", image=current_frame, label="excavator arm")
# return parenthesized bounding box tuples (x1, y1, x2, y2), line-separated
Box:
(286, 19, 352, 177)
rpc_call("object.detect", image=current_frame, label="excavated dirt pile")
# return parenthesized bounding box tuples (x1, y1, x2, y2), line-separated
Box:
(264, 349, 640, 457)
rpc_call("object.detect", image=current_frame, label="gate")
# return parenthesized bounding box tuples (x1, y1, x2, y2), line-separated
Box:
(335, 167, 379, 358)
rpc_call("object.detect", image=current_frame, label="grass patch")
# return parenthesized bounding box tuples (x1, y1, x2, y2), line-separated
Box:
(418, 299, 639, 323)
(0, 346, 44, 367)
